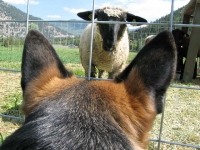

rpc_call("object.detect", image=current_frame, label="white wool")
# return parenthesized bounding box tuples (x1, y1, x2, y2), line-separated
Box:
(79, 6, 130, 78)
(100, 6, 127, 18)
(79, 23, 129, 78)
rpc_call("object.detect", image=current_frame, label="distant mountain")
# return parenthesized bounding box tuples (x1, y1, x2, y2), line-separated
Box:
(0, 0, 187, 39)
(50, 19, 88, 36)
(0, 0, 41, 21)
(0, 0, 70, 38)
(58, 7, 186, 36)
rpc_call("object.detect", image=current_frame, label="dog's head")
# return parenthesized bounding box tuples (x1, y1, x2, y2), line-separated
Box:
(0, 30, 176, 150)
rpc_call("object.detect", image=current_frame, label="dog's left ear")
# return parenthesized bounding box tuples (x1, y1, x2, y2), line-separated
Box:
(21, 30, 73, 93)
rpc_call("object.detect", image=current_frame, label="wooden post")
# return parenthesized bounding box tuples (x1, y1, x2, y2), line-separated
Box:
(183, 1, 200, 82)
(182, 14, 191, 33)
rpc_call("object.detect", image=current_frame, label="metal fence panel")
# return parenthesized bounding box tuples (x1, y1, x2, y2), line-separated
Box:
(0, 0, 200, 149)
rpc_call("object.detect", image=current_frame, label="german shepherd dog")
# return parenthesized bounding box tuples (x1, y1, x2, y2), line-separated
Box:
(0, 30, 177, 150)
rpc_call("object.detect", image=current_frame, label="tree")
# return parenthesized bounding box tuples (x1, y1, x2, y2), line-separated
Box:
(4, 36, 13, 48)
(28, 23, 39, 31)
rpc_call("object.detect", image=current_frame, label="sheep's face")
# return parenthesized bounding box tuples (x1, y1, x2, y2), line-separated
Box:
(172, 29, 187, 45)
(96, 9, 127, 52)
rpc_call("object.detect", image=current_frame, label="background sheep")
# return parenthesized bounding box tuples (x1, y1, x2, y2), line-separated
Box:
(144, 35, 156, 45)
(172, 29, 200, 79)
(77, 6, 147, 78)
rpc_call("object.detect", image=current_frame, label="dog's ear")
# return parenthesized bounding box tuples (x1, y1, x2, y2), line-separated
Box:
(21, 30, 73, 93)
(115, 30, 177, 113)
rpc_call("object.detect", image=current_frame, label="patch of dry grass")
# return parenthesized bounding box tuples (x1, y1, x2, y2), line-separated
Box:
(149, 84, 200, 149)
(0, 71, 22, 141)
(0, 70, 200, 149)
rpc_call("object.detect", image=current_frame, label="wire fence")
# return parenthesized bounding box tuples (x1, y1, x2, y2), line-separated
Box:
(0, 0, 200, 149)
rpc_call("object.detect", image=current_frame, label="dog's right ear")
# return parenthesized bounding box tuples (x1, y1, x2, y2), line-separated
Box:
(21, 30, 73, 93)
(115, 30, 177, 114)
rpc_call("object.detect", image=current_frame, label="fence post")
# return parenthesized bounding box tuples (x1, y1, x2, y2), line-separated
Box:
(157, 95, 166, 149)
(88, 0, 95, 80)
(26, 0, 30, 35)
(183, 2, 200, 82)
(169, 0, 174, 31)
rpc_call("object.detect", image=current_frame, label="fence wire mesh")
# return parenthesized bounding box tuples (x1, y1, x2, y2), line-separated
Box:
(0, 0, 200, 149)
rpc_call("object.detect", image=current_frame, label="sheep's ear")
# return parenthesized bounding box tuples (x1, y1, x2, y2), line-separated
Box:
(21, 30, 73, 93)
(77, 10, 97, 21)
(178, 29, 189, 37)
(182, 31, 189, 37)
(126, 13, 147, 24)
(115, 30, 177, 114)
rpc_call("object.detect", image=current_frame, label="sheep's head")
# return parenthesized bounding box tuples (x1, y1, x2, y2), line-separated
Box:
(172, 29, 189, 46)
(77, 6, 147, 52)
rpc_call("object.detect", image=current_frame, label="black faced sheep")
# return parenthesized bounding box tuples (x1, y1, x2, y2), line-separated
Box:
(172, 29, 200, 79)
(77, 6, 147, 78)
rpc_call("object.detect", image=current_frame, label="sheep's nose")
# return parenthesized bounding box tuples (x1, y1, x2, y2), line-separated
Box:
(103, 45, 115, 52)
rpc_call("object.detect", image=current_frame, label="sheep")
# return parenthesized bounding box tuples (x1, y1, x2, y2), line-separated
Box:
(144, 35, 156, 45)
(77, 6, 147, 78)
(172, 29, 200, 79)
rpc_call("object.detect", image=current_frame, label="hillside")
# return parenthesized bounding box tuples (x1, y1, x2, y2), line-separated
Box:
(0, 0, 187, 38)
(50, 19, 88, 36)
(0, 0, 69, 38)
(129, 6, 187, 42)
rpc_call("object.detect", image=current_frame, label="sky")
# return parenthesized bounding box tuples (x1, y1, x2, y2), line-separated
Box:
(2, 0, 190, 22)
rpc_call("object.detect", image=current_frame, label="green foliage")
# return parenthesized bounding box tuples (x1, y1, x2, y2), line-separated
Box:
(128, 6, 186, 50)
(0, 133, 3, 145)
(72, 68, 85, 76)
(127, 52, 137, 64)
(28, 23, 39, 31)
(4, 36, 13, 47)
(1, 37, 24, 48)
(2, 93, 22, 111)
(53, 37, 80, 46)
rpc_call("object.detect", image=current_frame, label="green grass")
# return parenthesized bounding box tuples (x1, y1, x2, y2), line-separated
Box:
(0, 44, 138, 72)
(1, 93, 22, 111)
(0, 45, 82, 70)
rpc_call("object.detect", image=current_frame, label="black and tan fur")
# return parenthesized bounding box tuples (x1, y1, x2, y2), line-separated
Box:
(0, 30, 177, 150)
